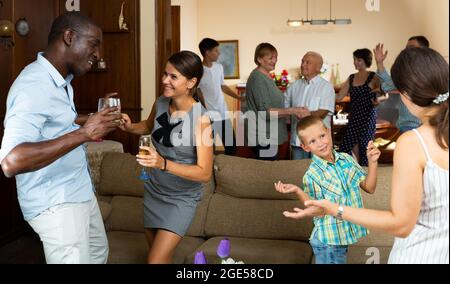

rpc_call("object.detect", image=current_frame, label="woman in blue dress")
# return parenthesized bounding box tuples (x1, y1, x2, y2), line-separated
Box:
(120, 51, 214, 264)
(337, 49, 382, 166)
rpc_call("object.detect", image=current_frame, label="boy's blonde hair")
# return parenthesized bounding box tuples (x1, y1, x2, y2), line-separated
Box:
(296, 116, 327, 144)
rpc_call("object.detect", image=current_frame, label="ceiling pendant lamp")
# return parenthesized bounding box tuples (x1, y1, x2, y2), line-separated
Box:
(287, 19, 303, 27)
(287, 0, 352, 27)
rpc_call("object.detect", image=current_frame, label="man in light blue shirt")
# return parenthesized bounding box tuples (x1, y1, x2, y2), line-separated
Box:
(374, 36, 429, 133)
(285, 52, 336, 160)
(0, 12, 121, 264)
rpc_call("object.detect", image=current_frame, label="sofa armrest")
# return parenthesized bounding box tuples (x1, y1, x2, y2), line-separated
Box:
(98, 200, 113, 222)
(86, 140, 124, 190)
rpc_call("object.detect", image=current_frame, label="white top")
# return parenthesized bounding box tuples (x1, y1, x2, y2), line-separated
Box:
(284, 76, 336, 146)
(389, 129, 449, 264)
(198, 62, 228, 121)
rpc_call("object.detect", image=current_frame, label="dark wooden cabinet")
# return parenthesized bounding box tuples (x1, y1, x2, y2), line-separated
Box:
(72, 0, 133, 33)
(0, 0, 60, 246)
(0, 173, 28, 247)
(62, 0, 141, 154)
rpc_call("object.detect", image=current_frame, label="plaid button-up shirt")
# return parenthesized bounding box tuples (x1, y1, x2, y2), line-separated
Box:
(303, 151, 369, 246)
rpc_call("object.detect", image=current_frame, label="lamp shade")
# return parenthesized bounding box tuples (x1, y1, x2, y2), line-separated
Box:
(286, 0, 352, 27)
(310, 19, 329, 25)
(287, 19, 303, 27)
(334, 18, 352, 25)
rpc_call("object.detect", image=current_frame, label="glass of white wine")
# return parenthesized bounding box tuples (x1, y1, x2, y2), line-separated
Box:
(138, 136, 152, 181)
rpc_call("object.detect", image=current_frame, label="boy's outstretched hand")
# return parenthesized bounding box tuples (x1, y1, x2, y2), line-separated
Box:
(304, 200, 334, 217)
(282, 206, 326, 220)
(367, 141, 381, 164)
(275, 181, 326, 220)
(274, 181, 300, 195)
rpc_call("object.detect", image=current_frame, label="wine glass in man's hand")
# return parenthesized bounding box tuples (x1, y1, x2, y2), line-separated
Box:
(98, 97, 121, 114)
(82, 107, 122, 141)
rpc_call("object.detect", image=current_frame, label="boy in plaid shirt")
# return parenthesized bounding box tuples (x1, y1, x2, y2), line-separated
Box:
(275, 116, 380, 264)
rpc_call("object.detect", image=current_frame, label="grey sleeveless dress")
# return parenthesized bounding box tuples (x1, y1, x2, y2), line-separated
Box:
(144, 96, 207, 237)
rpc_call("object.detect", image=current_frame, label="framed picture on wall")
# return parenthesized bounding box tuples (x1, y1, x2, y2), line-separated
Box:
(218, 40, 240, 79)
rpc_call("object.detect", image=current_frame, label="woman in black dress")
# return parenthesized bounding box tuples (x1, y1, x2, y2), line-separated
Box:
(337, 49, 382, 166)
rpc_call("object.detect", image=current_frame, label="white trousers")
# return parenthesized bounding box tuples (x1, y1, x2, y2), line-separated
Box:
(28, 196, 109, 264)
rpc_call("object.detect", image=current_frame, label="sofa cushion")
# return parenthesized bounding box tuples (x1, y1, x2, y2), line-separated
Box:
(214, 155, 311, 200)
(108, 196, 144, 233)
(186, 179, 215, 238)
(107, 231, 148, 264)
(98, 153, 145, 197)
(98, 200, 112, 222)
(356, 166, 395, 247)
(205, 193, 313, 241)
(173, 236, 206, 264)
(185, 237, 313, 264)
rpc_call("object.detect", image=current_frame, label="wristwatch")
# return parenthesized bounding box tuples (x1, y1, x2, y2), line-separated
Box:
(336, 205, 344, 220)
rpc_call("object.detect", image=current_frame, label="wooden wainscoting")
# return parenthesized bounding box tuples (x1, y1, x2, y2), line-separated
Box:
(0, 0, 60, 247)
(65, 0, 142, 154)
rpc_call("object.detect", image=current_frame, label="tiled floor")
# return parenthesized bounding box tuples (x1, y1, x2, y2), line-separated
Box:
(0, 233, 45, 264)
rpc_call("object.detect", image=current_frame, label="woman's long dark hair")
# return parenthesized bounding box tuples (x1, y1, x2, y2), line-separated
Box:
(391, 47, 449, 149)
(167, 51, 205, 107)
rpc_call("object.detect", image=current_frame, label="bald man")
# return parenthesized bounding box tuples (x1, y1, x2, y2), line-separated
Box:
(285, 52, 336, 160)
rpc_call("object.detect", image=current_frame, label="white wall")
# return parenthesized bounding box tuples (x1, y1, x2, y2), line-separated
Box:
(424, 0, 449, 59)
(140, 0, 156, 119)
(402, 0, 449, 59)
(140, 0, 198, 118)
(140, 1, 449, 116)
(157, 0, 448, 115)
(195, 0, 429, 84)
(172, 0, 198, 52)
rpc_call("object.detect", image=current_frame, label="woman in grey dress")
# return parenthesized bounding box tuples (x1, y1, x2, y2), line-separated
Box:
(120, 51, 214, 264)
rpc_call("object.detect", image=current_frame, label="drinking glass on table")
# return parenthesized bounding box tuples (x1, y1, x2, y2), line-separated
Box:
(138, 136, 152, 181)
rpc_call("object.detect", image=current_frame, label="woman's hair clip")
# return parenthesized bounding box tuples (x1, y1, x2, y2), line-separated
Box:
(433, 92, 449, 105)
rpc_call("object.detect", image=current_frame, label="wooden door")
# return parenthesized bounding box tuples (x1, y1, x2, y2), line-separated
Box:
(60, 0, 141, 154)
(171, 5, 180, 54)
(0, 0, 60, 246)
(155, 0, 173, 99)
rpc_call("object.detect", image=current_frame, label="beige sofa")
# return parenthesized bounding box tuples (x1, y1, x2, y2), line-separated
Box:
(92, 153, 394, 264)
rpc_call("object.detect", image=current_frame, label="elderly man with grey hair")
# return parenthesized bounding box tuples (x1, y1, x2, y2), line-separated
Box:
(285, 51, 336, 160)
